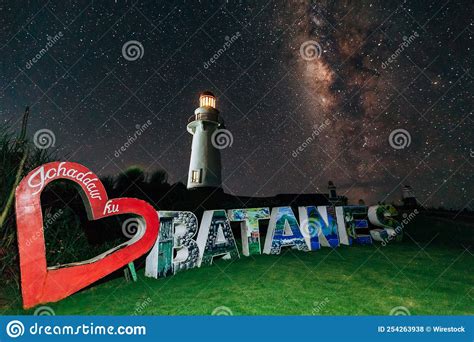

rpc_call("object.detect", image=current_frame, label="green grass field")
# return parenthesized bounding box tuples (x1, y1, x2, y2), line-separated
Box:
(2, 241, 472, 315)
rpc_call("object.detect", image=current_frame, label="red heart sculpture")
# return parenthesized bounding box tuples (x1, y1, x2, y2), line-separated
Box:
(15, 162, 159, 309)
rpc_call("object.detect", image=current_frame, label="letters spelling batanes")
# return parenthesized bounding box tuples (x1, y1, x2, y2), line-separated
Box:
(145, 205, 400, 278)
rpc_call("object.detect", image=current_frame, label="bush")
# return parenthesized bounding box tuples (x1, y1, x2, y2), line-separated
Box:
(0, 121, 53, 288)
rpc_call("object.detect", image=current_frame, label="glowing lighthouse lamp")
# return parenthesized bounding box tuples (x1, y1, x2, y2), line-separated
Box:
(187, 91, 223, 189)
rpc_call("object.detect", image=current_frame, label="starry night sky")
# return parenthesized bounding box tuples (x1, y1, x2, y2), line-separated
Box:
(1, 0, 472, 209)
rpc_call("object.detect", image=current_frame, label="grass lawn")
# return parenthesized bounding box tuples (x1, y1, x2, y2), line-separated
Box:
(1, 242, 472, 315)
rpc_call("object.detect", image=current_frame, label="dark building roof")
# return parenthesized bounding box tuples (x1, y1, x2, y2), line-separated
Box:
(172, 187, 348, 218)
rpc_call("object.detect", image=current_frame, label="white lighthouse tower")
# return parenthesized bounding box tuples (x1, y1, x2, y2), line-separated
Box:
(186, 91, 223, 189)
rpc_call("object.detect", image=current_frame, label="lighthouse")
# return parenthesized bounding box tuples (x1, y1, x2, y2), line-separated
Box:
(186, 91, 223, 189)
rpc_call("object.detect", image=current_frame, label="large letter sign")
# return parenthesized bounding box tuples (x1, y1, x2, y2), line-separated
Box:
(173, 211, 200, 272)
(14, 161, 407, 308)
(15, 162, 159, 309)
(145, 211, 199, 278)
(368, 205, 401, 242)
(227, 208, 270, 256)
(263, 207, 308, 254)
(145, 212, 174, 278)
(335, 206, 372, 245)
(196, 210, 240, 266)
(298, 206, 339, 249)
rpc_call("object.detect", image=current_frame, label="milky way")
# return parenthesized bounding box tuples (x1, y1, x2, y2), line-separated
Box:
(0, 0, 472, 208)
(283, 0, 472, 207)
